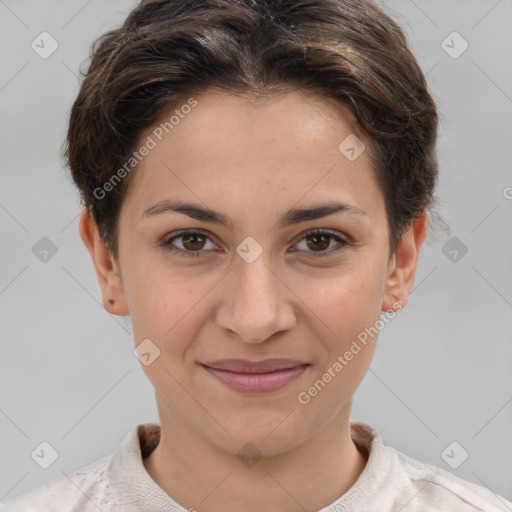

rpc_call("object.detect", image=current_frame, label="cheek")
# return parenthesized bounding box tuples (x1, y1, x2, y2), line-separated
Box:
(296, 274, 382, 410)
(293, 263, 386, 340)
(126, 262, 202, 345)
(129, 272, 206, 387)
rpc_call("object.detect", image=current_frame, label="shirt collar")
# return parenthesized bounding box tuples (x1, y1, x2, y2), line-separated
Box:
(106, 420, 387, 511)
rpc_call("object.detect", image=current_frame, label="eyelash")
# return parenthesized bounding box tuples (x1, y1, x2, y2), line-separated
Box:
(160, 229, 350, 259)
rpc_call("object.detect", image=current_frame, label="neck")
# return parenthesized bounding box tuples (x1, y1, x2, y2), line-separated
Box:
(143, 406, 368, 512)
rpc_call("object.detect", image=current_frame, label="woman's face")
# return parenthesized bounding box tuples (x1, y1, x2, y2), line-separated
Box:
(85, 89, 420, 456)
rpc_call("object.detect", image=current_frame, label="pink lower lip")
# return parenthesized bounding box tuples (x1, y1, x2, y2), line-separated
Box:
(201, 364, 309, 393)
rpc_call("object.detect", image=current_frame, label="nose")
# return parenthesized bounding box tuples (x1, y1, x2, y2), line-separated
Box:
(214, 254, 297, 343)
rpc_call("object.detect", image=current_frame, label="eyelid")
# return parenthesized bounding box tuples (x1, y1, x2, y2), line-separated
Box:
(298, 228, 348, 244)
(161, 229, 219, 257)
(161, 228, 350, 257)
(290, 228, 349, 258)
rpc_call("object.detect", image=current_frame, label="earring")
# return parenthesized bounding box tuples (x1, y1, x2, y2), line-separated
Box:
(108, 299, 115, 305)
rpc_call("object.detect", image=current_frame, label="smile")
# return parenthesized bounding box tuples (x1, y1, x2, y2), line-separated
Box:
(200, 359, 310, 393)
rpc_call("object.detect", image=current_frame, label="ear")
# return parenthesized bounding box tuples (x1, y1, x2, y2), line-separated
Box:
(78, 207, 129, 316)
(381, 210, 428, 313)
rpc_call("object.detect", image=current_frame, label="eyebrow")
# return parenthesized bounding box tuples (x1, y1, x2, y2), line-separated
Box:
(141, 200, 368, 229)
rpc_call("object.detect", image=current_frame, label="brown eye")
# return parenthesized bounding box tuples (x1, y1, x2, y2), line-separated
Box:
(181, 233, 207, 251)
(161, 230, 216, 257)
(305, 233, 331, 252)
(294, 229, 349, 258)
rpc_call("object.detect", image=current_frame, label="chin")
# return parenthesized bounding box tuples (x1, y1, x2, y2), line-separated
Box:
(205, 410, 314, 457)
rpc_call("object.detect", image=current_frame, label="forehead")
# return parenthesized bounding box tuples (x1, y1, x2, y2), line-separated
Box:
(150, 89, 364, 157)
(123, 89, 383, 222)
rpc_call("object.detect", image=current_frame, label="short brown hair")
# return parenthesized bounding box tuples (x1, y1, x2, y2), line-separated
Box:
(64, 0, 439, 261)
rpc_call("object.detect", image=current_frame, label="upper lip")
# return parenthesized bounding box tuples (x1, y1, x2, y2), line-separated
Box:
(201, 359, 309, 374)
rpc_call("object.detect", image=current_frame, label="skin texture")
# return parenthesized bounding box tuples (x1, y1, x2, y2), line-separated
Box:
(79, 89, 427, 512)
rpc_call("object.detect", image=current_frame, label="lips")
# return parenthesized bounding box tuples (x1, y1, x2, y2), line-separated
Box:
(202, 358, 307, 373)
(200, 359, 310, 393)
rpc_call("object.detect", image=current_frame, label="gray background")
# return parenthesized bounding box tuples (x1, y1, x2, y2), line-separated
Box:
(1, 0, 511, 506)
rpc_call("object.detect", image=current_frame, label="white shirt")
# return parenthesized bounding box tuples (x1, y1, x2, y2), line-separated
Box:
(2, 421, 510, 511)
